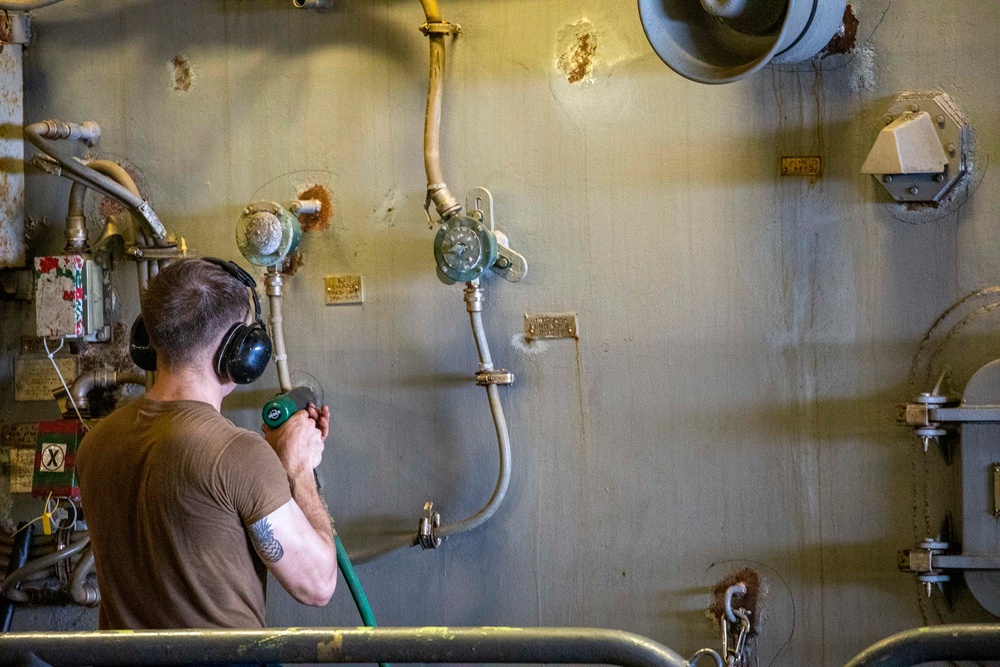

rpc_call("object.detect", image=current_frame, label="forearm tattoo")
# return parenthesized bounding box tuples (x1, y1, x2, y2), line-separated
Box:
(248, 517, 284, 563)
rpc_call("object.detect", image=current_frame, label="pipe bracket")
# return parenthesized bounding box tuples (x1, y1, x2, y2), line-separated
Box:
(420, 21, 461, 37)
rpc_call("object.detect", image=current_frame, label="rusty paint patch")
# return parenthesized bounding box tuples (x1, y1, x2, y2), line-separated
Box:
(170, 55, 193, 92)
(315, 634, 343, 662)
(281, 247, 305, 276)
(95, 160, 147, 220)
(556, 20, 598, 84)
(296, 184, 333, 232)
(822, 4, 859, 57)
(707, 567, 766, 637)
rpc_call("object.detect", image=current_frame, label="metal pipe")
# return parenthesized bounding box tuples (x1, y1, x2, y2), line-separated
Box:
(64, 159, 144, 254)
(67, 547, 98, 607)
(0, 627, 691, 667)
(0, 0, 63, 9)
(347, 283, 512, 561)
(1, 539, 89, 603)
(24, 121, 165, 241)
(0, 524, 33, 632)
(420, 0, 462, 221)
(65, 371, 146, 414)
(845, 624, 1000, 667)
(265, 268, 293, 393)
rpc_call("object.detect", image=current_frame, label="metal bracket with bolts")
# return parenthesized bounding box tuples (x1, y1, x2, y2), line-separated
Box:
(417, 502, 442, 550)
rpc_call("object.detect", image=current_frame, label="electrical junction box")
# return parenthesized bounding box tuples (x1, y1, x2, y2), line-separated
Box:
(34, 255, 104, 339)
(32, 421, 84, 501)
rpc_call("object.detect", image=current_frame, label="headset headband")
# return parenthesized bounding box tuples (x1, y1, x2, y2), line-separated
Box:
(202, 257, 262, 323)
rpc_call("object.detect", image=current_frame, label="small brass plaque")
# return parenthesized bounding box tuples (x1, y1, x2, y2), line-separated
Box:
(325, 275, 364, 306)
(525, 313, 579, 340)
(780, 156, 822, 177)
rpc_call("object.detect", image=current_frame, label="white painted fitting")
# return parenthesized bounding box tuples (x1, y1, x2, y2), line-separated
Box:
(289, 199, 321, 217)
(699, 0, 748, 19)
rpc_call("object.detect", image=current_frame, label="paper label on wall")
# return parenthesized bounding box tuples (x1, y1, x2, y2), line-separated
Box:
(8, 448, 35, 493)
(14, 356, 78, 401)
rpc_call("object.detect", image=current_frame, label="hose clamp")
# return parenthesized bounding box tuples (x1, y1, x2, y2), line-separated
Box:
(476, 369, 514, 386)
(419, 21, 461, 37)
(417, 502, 441, 549)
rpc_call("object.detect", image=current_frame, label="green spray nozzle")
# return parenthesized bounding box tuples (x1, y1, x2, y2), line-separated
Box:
(262, 386, 316, 429)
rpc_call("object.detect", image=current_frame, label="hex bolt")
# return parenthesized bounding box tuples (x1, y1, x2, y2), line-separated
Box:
(935, 174, 945, 182)
(883, 175, 893, 183)
(909, 187, 920, 196)
(936, 115, 946, 127)
(910, 104, 920, 112)
(947, 143, 957, 155)
(884, 115, 894, 125)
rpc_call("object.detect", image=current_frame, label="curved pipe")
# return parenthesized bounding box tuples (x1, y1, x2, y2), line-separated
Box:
(1, 538, 89, 603)
(420, 0, 461, 220)
(25, 121, 165, 241)
(0, 627, 691, 667)
(845, 624, 1000, 667)
(0, 0, 64, 9)
(65, 156, 146, 254)
(347, 290, 512, 562)
(68, 547, 99, 607)
(65, 370, 146, 414)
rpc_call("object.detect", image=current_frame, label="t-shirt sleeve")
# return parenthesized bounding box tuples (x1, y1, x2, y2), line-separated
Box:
(215, 432, 292, 526)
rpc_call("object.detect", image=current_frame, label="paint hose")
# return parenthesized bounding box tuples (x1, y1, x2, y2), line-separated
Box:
(334, 535, 389, 667)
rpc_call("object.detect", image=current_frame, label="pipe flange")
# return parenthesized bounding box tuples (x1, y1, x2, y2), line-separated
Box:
(476, 369, 514, 386)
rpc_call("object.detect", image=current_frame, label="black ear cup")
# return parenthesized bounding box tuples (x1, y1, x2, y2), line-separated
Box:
(129, 315, 158, 372)
(214, 322, 272, 385)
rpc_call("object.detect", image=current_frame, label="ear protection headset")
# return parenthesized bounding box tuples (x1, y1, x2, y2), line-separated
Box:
(129, 257, 273, 385)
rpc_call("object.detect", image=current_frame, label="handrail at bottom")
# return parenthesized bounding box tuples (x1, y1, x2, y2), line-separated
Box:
(0, 626, 692, 667)
(845, 624, 1000, 667)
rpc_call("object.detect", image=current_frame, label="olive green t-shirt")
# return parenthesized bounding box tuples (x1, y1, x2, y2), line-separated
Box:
(77, 396, 292, 629)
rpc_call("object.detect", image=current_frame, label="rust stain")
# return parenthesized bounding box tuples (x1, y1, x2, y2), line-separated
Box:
(296, 184, 333, 232)
(822, 4, 859, 57)
(707, 567, 766, 638)
(280, 247, 305, 276)
(170, 55, 193, 92)
(557, 21, 598, 84)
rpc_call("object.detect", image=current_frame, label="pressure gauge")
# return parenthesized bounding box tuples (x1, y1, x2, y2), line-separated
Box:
(434, 216, 498, 283)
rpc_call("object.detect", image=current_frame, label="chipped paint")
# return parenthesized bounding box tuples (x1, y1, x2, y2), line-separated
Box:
(510, 332, 549, 355)
(315, 634, 343, 662)
(170, 55, 193, 92)
(556, 20, 597, 84)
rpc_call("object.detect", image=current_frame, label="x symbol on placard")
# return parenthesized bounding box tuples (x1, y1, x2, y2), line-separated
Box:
(45, 449, 60, 468)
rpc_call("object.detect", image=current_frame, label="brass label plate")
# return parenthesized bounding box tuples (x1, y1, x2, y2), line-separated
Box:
(14, 356, 78, 401)
(325, 275, 364, 306)
(525, 313, 579, 340)
(780, 156, 822, 177)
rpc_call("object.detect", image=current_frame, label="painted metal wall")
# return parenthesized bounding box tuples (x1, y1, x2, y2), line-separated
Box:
(3, 0, 1000, 663)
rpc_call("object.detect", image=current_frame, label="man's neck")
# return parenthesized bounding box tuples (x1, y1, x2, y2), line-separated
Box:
(145, 365, 226, 411)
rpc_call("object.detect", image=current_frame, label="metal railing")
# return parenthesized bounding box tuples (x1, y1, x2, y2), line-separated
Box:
(0, 626, 691, 667)
(845, 624, 1000, 667)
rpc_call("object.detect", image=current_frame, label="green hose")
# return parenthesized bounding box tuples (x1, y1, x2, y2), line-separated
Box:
(335, 534, 389, 667)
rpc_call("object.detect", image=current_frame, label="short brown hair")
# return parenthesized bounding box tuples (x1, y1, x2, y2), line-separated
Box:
(141, 258, 250, 369)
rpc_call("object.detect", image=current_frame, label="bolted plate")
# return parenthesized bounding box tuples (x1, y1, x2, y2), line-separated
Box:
(869, 92, 971, 204)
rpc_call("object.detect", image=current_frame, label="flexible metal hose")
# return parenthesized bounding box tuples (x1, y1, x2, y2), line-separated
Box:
(24, 121, 165, 241)
(420, 0, 461, 220)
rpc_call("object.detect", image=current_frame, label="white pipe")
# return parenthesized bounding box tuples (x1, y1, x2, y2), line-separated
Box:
(347, 289, 513, 562)
(266, 269, 293, 394)
(0, 0, 64, 11)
